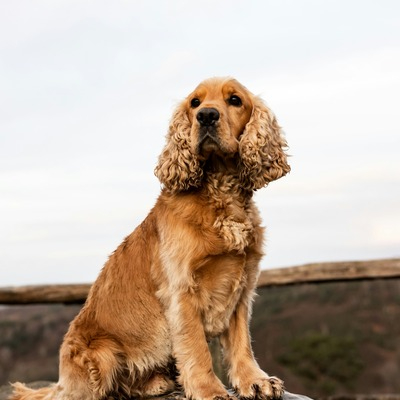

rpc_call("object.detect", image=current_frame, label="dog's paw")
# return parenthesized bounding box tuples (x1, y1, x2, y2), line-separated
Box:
(187, 391, 235, 400)
(142, 373, 176, 397)
(211, 395, 236, 400)
(185, 386, 235, 400)
(234, 376, 284, 400)
(199, 393, 236, 400)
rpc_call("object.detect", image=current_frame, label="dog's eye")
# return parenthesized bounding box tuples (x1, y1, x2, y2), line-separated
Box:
(191, 98, 201, 108)
(228, 95, 242, 107)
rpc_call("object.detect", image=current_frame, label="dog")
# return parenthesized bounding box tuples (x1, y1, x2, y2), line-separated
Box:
(11, 77, 290, 400)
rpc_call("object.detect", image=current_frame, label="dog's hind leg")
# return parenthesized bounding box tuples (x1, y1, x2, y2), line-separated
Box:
(57, 336, 125, 400)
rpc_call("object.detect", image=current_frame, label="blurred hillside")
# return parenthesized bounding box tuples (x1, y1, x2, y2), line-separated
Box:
(252, 279, 400, 397)
(1, 278, 400, 398)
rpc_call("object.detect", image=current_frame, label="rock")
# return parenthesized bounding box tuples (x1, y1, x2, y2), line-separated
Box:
(0, 382, 313, 400)
(284, 391, 313, 400)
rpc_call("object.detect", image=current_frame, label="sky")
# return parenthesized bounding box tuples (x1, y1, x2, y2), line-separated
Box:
(1, 0, 399, 286)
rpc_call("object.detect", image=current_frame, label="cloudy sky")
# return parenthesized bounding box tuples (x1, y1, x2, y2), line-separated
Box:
(1, 0, 399, 286)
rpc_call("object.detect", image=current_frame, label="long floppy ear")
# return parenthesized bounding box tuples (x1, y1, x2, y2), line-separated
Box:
(239, 96, 290, 190)
(154, 103, 203, 192)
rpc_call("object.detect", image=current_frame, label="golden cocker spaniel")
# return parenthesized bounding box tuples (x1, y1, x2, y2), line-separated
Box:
(11, 77, 290, 400)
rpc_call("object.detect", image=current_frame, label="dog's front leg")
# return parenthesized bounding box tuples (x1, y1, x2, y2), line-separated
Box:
(220, 298, 284, 400)
(168, 291, 232, 400)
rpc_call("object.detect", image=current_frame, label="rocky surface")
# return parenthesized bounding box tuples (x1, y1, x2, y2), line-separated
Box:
(0, 381, 313, 400)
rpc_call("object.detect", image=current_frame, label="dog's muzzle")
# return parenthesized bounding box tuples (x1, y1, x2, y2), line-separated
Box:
(196, 107, 221, 154)
(196, 107, 220, 126)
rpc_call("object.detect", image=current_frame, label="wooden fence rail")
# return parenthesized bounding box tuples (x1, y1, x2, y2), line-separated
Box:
(1, 258, 399, 305)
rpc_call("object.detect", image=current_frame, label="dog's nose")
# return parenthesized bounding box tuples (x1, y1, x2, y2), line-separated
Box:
(196, 108, 220, 126)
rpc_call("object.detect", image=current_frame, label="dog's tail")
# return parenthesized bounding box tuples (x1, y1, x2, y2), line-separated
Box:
(9, 383, 59, 400)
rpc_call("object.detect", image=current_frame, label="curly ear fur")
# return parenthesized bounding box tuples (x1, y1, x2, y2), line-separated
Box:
(154, 104, 203, 192)
(239, 97, 290, 190)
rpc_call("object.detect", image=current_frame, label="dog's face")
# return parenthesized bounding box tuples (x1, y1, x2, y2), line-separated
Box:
(185, 78, 253, 160)
(155, 77, 290, 192)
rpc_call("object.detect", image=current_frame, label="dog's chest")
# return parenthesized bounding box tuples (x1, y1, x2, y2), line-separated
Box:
(206, 177, 256, 253)
(193, 252, 248, 338)
(202, 274, 246, 338)
(195, 178, 257, 336)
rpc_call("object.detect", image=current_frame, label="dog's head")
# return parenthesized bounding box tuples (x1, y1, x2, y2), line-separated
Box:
(186, 78, 253, 160)
(155, 77, 290, 192)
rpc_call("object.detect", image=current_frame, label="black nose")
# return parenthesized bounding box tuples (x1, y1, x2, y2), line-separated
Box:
(196, 108, 220, 126)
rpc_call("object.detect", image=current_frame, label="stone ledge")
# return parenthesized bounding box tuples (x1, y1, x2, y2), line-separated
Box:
(0, 382, 314, 400)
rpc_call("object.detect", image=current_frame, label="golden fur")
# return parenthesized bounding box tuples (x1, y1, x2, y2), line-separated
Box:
(10, 77, 290, 400)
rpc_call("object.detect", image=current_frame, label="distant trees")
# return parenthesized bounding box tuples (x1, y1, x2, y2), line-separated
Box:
(278, 332, 363, 395)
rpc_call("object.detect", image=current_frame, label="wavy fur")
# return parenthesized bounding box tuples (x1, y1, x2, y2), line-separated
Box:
(239, 96, 290, 190)
(154, 105, 203, 191)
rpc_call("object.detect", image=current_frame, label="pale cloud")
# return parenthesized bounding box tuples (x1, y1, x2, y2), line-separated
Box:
(1, 0, 399, 285)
